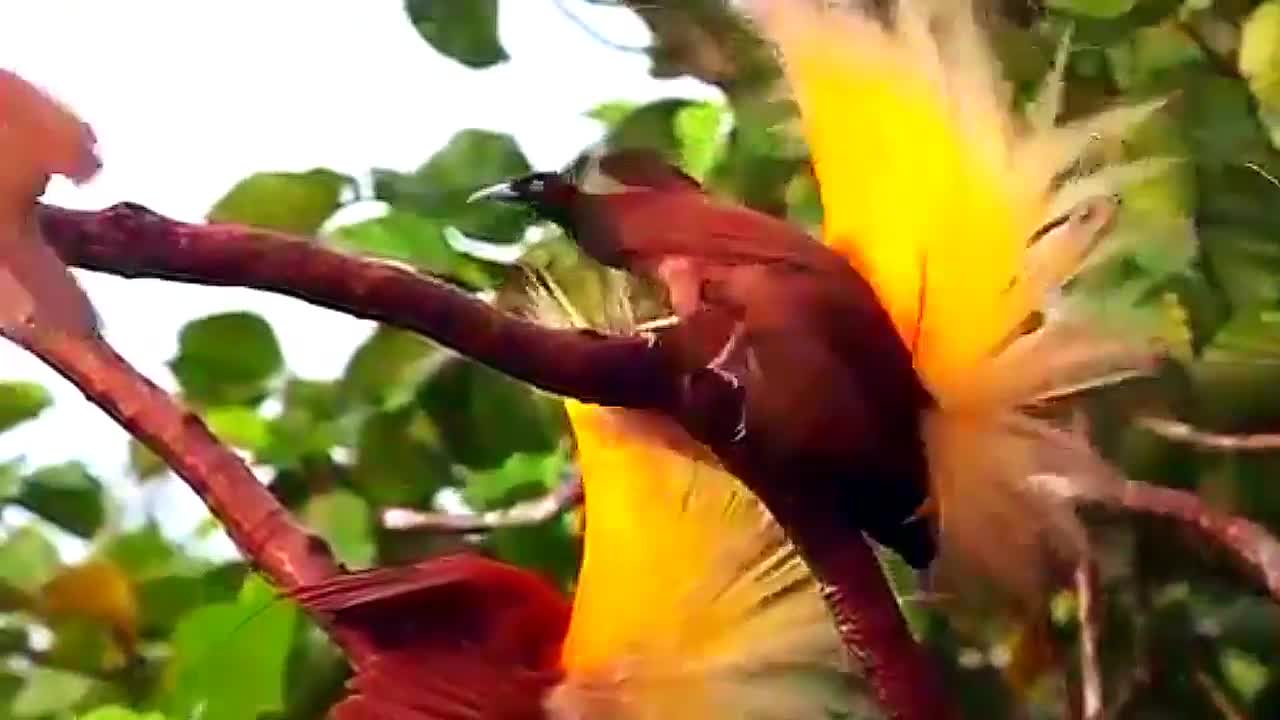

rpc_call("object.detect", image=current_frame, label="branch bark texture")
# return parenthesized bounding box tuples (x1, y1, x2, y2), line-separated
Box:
(1039, 473, 1280, 601)
(39, 203, 679, 411)
(12, 327, 340, 591)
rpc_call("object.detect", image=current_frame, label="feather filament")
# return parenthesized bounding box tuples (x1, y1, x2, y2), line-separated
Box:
(749, 0, 1172, 603)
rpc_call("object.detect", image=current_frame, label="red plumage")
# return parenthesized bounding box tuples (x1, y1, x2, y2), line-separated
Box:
(292, 554, 570, 720)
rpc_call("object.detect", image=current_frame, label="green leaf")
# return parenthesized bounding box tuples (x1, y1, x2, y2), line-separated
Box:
(1220, 648, 1269, 702)
(203, 406, 270, 452)
(207, 169, 351, 234)
(78, 706, 169, 720)
(135, 565, 243, 639)
(417, 360, 564, 470)
(1241, 2, 1280, 149)
(674, 101, 731, 181)
(1201, 224, 1280, 309)
(0, 460, 23, 501)
(341, 326, 441, 410)
(15, 463, 104, 538)
(301, 490, 375, 569)
(462, 450, 566, 510)
(12, 667, 95, 718)
(166, 574, 297, 720)
(464, 451, 578, 586)
(351, 408, 452, 506)
(1046, 0, 1137, 19)
(0, 527, 60, 594)
(331, 211, 502, 289)
(586, 100, 639, 129)
(1241, 2, 1280, 108)
(372, 129, 532, 242)
(260, 380, 346, 468)
(103, 523, 182, 579)
(0, 383, 51, 435)
(169, 312, 284, 406)
(405, 0, 507, 69)
(1174, 71, 1268, 164)
(126, 439, 167, 482)
(599, 98, 691, 162)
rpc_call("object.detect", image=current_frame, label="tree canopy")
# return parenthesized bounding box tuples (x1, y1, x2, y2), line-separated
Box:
(5, 1, 1280, 718)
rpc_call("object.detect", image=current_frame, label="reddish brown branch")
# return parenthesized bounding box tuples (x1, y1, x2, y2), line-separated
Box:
(1038, 473, 1280, 601)
(38, 203, 680, 412)
(11, 328, 340, 591)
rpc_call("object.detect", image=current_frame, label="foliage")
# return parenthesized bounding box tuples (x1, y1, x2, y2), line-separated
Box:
(3, 1, 1280, 718)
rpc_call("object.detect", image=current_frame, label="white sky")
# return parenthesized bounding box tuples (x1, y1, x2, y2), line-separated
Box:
(0, 1, 715, 557)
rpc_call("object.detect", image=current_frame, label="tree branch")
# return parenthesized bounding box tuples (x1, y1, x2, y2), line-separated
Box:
(8, 328, 341, 591)
(382, 474, 584, 533)
(1075, 558, 1103, 720)
(38, 203, 681, 412)
(38, 201, 952, 719)
(1036, 473, 1280, 601)
(1138, 417, 1280, 452)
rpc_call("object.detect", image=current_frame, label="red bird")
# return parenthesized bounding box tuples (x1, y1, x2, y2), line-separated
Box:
(477, 0, 1166, 617)
(472, 149, 938, 570)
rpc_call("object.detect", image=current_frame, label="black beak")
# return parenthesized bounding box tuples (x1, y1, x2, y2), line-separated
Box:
(467, 181, 521, 204)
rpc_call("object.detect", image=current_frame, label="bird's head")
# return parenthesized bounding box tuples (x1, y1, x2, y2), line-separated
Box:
(469, 170, 579, 229)
(470, 149, 702, 250)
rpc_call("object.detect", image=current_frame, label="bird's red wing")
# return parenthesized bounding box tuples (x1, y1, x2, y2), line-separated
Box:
(604, 192, 841, 270)
(329, 651, 555, 720)
(292, 554, 570, 720)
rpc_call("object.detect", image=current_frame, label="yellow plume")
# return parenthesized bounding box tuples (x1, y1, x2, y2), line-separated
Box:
(750, 0, 1168, 600)
(548, 403, 857, 719)
(523, 268, 858, 719)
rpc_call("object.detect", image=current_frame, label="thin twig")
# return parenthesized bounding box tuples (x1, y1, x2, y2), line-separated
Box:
(1138, 416, 1280, 452)
(1075, 558, 1103, 720)
(1036, 473, 1280, 602)
(551, 0, 649, 53)
(382, 474, 584, 533)
(1193, 669, 1249, 720)
(38, 203, 681, 413)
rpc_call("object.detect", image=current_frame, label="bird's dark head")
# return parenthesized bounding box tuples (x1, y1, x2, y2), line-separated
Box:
(468, 170, 579, 229)
(470, 149, 702, 227)
(471, 148, 704, 267)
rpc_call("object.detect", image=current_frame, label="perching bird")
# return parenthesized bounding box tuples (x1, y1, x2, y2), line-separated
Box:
(472, 148, 939, 571)
(294, 400, 859, 719)
(0, 69, 102, 338)
(475, 0, 1168, 607)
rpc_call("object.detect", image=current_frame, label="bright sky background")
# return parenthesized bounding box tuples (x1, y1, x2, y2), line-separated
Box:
(0, 1, 714, 558)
